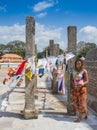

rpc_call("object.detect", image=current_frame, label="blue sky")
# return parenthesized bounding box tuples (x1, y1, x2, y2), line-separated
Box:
(0, 0, 97, 51)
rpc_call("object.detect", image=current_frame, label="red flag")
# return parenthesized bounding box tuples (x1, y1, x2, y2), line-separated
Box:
(16, 60, 27, 75)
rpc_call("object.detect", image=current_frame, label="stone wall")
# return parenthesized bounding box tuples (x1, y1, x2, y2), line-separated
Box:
(86, 48, 97, 61)
(84, 48, 97, 113)
(84, 61, 97, 113)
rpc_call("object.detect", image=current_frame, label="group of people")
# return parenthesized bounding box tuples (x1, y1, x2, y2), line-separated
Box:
(71, 58, 89, 122)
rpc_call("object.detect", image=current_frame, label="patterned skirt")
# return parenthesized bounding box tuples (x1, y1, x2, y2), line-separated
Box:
(72, 87, 88, 114)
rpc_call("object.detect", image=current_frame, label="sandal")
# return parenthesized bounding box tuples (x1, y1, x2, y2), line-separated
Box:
(74, 118, 82, 122)
(84, 111, 88, 119)
(74, 113, 82, 122)
(84, 115, 88, 119)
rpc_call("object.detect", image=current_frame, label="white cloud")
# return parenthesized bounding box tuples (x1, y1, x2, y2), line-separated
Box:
(36, 12, 47, 18)
(2, 24, 97, 52)
(0, 24, 25, 43)
(0, 5, 7, 12)
(33, 1, 54, 12)
(0, 23, 65, 52)
(36, 23, 64, 51)
(58, 41, 66, 49)
(78, 26, 97, 43)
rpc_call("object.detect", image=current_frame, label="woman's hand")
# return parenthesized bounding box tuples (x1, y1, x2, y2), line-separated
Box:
(77, 81, 84, 87)
(78, 82, 84, 87)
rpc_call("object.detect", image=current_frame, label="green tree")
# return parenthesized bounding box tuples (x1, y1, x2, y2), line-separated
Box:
(77, 41, 97, 58)
(0, 40, 26, 58)
(0, 44, 6, 56)
(6, 40, 26, 58)
(37, 46, 64, 59)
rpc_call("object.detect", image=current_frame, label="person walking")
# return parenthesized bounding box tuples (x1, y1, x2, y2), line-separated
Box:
(71, 58, 89, 122)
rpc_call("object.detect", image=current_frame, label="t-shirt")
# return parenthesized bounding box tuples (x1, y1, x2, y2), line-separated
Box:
(72, 69, 87, 87)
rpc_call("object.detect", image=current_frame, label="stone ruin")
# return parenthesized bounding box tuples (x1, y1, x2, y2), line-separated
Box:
(85, 48, 97, 113)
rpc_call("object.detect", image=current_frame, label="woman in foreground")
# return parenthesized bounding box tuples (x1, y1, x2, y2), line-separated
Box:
(71, 59, 89, 122)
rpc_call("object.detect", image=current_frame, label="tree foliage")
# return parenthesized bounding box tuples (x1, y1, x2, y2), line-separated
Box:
(0, 40, 26, 58)
(77, 41, 97, 58)
(37, 46, 64, 58)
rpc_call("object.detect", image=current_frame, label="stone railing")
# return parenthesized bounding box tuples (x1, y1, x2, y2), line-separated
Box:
(84, 61, 97, 113)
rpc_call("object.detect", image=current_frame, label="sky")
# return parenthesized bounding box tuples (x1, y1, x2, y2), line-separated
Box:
(0, 0, 97, 52)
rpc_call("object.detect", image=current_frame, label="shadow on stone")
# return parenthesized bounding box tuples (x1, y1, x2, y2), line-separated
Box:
(0, 111, 24, 119)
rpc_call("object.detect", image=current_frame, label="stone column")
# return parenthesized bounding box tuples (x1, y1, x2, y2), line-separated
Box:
(52, 69, 58, 94)
(25, 16, 35, 57)
(35, 44, 37, 54)
(51, 44, 59, 93)
(23, 16, 38, 119)
(49, 40, 58, 92)
(54, 44, 59, 57)
(49, 40, 54, 56)
(67, 26, 77, 115)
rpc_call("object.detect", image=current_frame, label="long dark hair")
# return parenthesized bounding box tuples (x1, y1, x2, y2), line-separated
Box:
(75, 59, 84, 72)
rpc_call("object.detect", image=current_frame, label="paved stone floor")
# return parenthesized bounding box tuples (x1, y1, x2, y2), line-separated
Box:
(36, 74, 67, 114)
(0, 68, 97, 130)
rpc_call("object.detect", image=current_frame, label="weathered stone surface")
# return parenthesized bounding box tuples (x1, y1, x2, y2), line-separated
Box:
(52, 69, 58, 94)
(24, 77, 35, 109)
(84, 60, 97, 114)
(35, 44, 37, 54)
(54, 44, 59, 57)
(23, 16, 38, 119)
(67, 26, 77, 116)
(25, 16, 35, 58)
(49, 40, 54, 56)
(86, 48, 97, 61)
(67, 26, 77, 53)
(23, 109, 38, 119)
(49, 40, 60, 57)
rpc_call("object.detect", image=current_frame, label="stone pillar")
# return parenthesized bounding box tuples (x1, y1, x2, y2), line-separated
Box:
(67, 26, 77, 115)
(49, 41, 59, 92)
(23, 16, 38, 119)
(52, 69, 58, 94)
(54, 44, 59, 57)
(25, 16, 35, 57)
(35, 44, 37, 54)
(49, 40, 54, 56)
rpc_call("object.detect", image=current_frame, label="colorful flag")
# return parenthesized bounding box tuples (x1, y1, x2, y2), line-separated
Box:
(25, 70, 33, 81)
(16, 60, 27, 75)
(38, 68, 44, 78)
(59, 79, 63, 91)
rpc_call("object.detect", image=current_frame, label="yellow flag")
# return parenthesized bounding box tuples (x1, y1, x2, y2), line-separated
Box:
(38, 65, 43, 68)
(26, 70, 33, 81)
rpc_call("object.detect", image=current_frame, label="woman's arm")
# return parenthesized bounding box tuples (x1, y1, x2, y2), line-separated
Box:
(78, 70, 89, 87)
(83, 70, 89, 86)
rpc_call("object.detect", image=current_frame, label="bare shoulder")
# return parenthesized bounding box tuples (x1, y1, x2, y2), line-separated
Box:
(83, 69, 88, 74)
